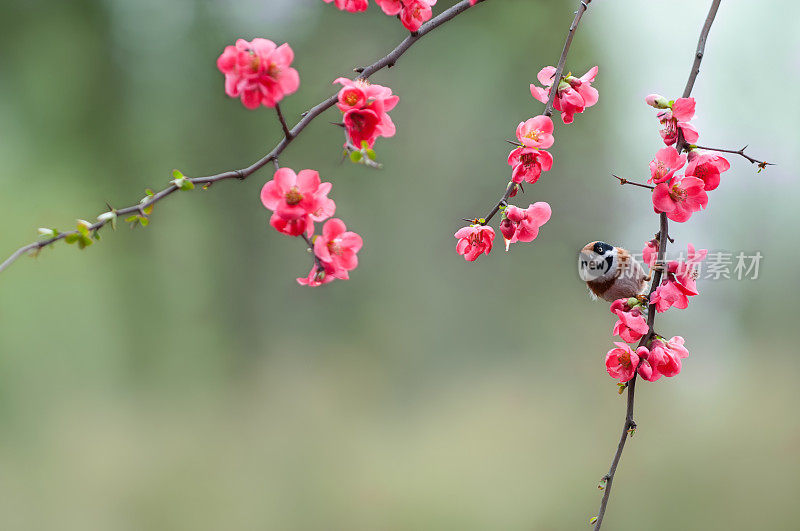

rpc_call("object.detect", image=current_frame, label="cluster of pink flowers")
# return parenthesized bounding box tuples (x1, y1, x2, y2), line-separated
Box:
(323, 0, 443, 32)
(645, 96, 731, 223)
(261, 168, 362, 286)
(455, 64, 599, 261)
(217, 39, 300, 109)
(530, 66, 599, 124)
(604, 242, 706, 383)
(334, 77, 399, 151)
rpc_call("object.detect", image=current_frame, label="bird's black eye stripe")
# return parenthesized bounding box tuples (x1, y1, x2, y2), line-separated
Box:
(593, 241, 613, 255)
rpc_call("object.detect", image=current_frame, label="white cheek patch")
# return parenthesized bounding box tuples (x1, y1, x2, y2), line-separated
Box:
(578, 250, 613, 281)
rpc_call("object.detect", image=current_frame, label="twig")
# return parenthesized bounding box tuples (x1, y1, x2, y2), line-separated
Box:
(692, 144, 772, 169)
(544, 0, 593, 117)
(592, 1, 721, 528)
(275, 103, 293, 139)
(480, 0, 593, 226)
(301, 233, 323, 271)
(612, 174, 655, 190)
(0, 0, 487, 276)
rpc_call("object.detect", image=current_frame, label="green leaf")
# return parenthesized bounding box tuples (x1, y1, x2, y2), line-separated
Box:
(172, 169, 184, 179)
(139, 217, 149, 227)
(365, 149, 377, 161)
(350, 151, 363, 163)
(64, 233, 79, 244)
(179, 179, 194, 191)
(145, 188, 155, 197)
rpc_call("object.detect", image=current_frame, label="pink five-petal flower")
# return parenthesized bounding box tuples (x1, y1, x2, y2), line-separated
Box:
(649, 146, 687, 184)
(502, 202, 551, 250)
(343, 108, 381, 149)
(612, 307, 649, 343)
(399, 0, 437, 32)
(313, 218, 363, 280)
(270, 213, 312, 237)
(261, 168, 336, 222)
(455, 225, 495, 262)
(685, 151, 730, 191)
(657, 98, 699, 146)
(652, 176, 708, 223)
(530, 66, 598, 124)
(648, 338, 682, 378)
(323, 0, 369, 12)
(507, 147, 553, 184)
(516, 116, 555, 149)
(217, 39, 300, 109)
(605, 342, 640, 383)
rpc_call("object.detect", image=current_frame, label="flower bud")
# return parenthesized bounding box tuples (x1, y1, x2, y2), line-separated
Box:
(499, 218, 515, 240)
(645, 93, 669, 109)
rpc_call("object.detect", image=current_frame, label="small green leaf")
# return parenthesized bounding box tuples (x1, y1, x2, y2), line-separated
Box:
(64, 233, 79, 244)
(350, 151, 363, 163)
(139, 217, 149, 227)
(365, 148, 377, 161)
(145, 188, 155, 197)
(589, 516, 598, 525)
(125, 216, 138, 223)
(172, 169, 184, 179)
(360, 140, 369, 150)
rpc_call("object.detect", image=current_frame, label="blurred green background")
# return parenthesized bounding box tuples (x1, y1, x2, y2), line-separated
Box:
(0, 0, 798, 529)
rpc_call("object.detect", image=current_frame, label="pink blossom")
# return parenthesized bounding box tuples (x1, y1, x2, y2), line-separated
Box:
(530, 66, 598, 124)
(516, 116, 555, 149)
(297, 263, 336, 287)
(260, 168, 336, 222)
(217, 39, 300, 109)
(647, 338, 682, 378)
(650, 245, 707, 312)
(313, 218, 363, 279)
(323, 0, 369, 12)
(375, 0, 402, 14)
(343, 108, 382, 149)
(685, 151, 730, 191)
(652, 176, 708, 223)
(635, 347, 660, 382)
(502, 202, 551, 250)
(649, 146, 687, 184)
(611, 304, 649, 343)
(399, 0, 437, 32)
(507, 147, 553, 184)
(455, 225, 495, 261)
(657, 97, 699, 146)
(334, 78, 398, 148)
(642, 238, 658, 268)
(270, 213, 312, 237)
(605, 342, 641, 383)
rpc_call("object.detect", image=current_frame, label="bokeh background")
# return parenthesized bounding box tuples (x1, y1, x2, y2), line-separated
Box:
(1, 0, 798, 529)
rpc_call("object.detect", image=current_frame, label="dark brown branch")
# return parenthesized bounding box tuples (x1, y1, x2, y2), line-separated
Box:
(682, 0, 722, 99)
(692, 144, 772, 169)
(480, 0, 593, 226)
(0, 0, 487, 276)
(275, 103, 293, 139)
(301, 233, 323, 271)
(612, 174, 655, 190)
(593, 1, 721, 528)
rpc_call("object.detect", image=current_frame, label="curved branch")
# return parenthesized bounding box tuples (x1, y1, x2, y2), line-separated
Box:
(0, 0, 488, 276)
(692, 144, 772, 169)
(592, 0, 722, 528)
(480, 0, 594, 226)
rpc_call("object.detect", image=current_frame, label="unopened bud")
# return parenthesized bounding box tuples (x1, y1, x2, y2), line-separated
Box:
(645, 93, 669, 109)
(499, 218, 515, 240)
(97, 211, 116, 222)
(38, 228, 55, 237)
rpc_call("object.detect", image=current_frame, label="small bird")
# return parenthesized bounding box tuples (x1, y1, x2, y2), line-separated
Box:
(578, 241, 648, 302)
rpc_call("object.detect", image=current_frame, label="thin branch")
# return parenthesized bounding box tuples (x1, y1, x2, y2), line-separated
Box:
(544, 0, 593, 117)
(612, 174, 655, 190)
(692, 144, 772, 169)
(0, 0, 487, 276)
(682, 0, 722, 99)
(593, 1, 721, 528)
(301, 233, 323, 271)
(479, 0, 593, 226)
(275, 103, 293, 139)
